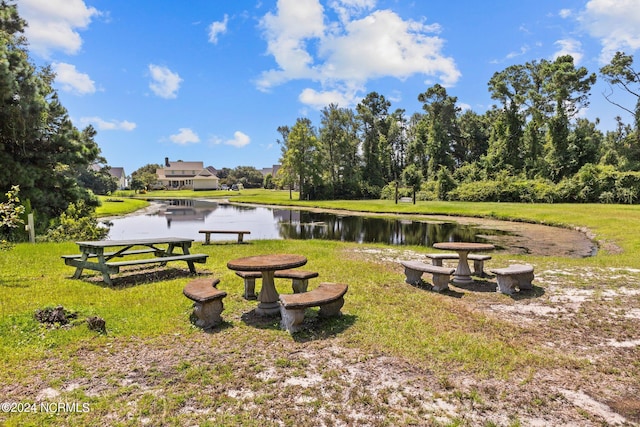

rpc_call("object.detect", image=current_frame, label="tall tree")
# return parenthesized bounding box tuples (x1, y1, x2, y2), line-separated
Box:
(487, 65, 529, 173)
(457, 110, 489, 165)
(600, 51, 640, 166)
(418, 84, 458, 179)
(356, 92, 391, 193)
(279, 118, 321, 200)
(387, 108, 409, 181)
(542, 55, 596, 181)
(318, 104, 361, 198)
(0, 2, 104, 231)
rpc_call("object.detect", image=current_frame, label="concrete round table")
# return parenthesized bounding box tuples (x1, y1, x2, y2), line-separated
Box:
(432, 242, 495, 285)
(227, 254, 307, 315)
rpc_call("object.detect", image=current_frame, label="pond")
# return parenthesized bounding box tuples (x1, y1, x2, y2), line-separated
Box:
(104, 199, 596, 257)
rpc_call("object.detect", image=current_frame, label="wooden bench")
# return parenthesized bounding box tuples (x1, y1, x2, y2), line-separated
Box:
(183, 277, 226, 328)
(279, 282, 348, 333)
(274, 269, 319, 293)
(425, 253, 492, 276)
(106, 253, 208, 274)
(199, 230, 250, 244)
(400, 260, 455, 292)
(235, 271, 262, 300)
(490, 264, 534, 295)
(61, 248, 159, 261)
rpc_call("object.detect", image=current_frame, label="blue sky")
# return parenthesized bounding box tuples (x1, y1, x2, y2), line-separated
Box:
(17, 0, 640, 176)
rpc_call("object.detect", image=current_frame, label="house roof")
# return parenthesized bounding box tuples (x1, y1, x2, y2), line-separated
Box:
(156, 159, 218, 180)
(109, 167, 125, 179)
(165, 160, 204, 170)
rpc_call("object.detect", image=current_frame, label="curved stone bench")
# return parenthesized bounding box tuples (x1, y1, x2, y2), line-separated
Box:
(274, 269, 319, 293)
(400, 260, 455, 292)
(183, 277, 226, 328)
(490, 264, 534, 295)
(279, 282, 348, 333)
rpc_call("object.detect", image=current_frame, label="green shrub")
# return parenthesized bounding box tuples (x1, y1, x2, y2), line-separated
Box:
(40, 201, 109, 242)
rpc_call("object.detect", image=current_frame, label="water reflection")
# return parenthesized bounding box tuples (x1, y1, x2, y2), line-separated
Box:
(106, 199, 509, 246)
(276, 211, 508, 246)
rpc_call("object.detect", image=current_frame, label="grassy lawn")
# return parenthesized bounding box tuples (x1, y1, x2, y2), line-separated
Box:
(95, 196, 149, 217)
(1, 192, 639, 425)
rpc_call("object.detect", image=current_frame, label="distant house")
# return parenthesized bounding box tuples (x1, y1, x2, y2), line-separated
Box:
(90, 164, 128, 190)
(260, 164, 281, 176)
(156, 158, 219, 190)
(109, 167, 128, 190)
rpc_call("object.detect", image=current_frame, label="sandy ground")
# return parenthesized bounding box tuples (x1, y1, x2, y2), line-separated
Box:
(4, 210, 637, 425)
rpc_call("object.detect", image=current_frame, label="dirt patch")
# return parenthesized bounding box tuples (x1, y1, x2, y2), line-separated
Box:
(421, 214, 600, 257)
(3, 249, 638, 425)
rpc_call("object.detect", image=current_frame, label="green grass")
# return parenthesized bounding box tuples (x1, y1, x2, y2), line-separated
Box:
(95, 196, 149, 217)
(3, 192, 639, 424)
(1, 239, 540, 370)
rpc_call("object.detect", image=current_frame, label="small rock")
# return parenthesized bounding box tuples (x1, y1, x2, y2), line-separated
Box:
(86, 316, 106, 333)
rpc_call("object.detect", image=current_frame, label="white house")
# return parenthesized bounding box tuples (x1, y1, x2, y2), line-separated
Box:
(109, 167, 128, 190)
(156, 158, 219, 190)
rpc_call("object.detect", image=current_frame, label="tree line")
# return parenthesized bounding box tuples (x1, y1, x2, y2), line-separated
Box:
(277, 53, 640, 204)
(0, 1, 111, 241)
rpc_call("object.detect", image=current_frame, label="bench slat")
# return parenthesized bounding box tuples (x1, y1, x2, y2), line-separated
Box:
(61, 248, 158, 260)
(106, 253, 208, 268)
(199, 230, 251, 234)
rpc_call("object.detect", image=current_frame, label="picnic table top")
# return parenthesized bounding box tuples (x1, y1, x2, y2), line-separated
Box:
(433, 242, 495, 252)
(75, 237, 194, 248)
(227, 254, 307, 272)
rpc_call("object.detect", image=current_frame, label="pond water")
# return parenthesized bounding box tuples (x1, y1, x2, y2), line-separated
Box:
(105, 199, 510, 247)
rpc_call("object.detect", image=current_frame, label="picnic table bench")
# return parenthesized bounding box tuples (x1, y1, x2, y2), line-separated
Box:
(400, 260, 455, 292)
(200, 230, 250, 244)
(274, 269, 319, 293)
(279, 282, 348, 333)
(425, 252, 492, 277)
(490, 264, 534, 295)
(183, 277, 226, 329)
(62, 237, 208, 285)
(235, 269, 319, 299)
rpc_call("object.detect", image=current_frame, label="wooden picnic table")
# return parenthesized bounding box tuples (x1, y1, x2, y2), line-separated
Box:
(227, 254, 307, 315)
(62, 237, 208, 285)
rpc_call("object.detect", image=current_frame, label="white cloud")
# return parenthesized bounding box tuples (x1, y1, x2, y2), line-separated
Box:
(559, 9, 573, 19)
(225, 131, 251, 147)
(259, 0, 326, 86)
(169, 128, 200, 145)
(257, 0, 460, 109)
(208, 14, 229, 44)
(506, 45, 530, 59)
(579, 0, 640, 62)
(553, 39, 584, 64)
(80, 117, 136, 131)
(52, 62, 96, 95)
(148, 64, 183, 99)
(328, 0, 376, 23)
(19, 0, 100, 57)
(299, 87, 358, 109)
